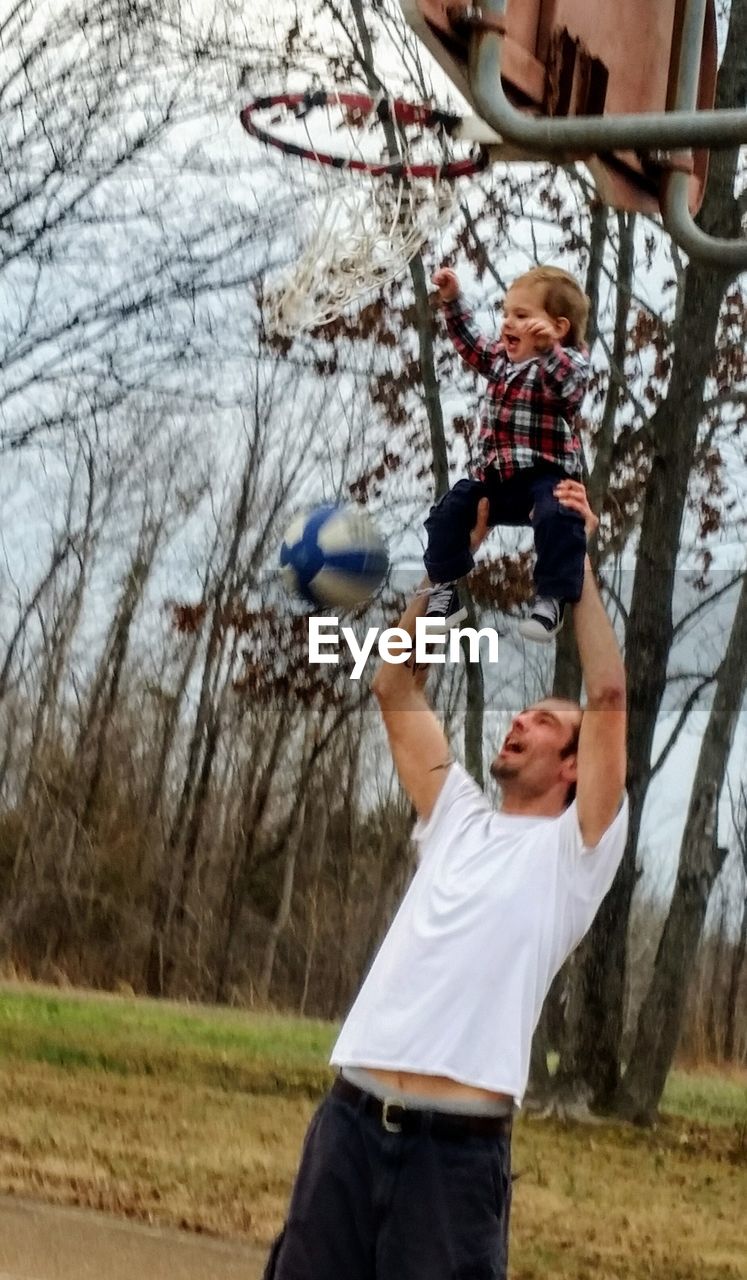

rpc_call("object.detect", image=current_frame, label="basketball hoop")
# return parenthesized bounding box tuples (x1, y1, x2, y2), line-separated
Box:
(240, 91, 490, 336)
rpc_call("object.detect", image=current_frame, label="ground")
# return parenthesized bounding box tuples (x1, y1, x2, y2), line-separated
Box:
(0, 984, 744, 1279)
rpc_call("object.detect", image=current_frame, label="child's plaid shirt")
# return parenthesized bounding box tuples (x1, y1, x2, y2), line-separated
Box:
(443, 294, 589, 483)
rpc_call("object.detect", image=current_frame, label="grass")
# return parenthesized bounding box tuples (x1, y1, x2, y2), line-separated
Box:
(0, 983, 745, 1279)
(662, 1063, 747, 1128)
(0, 987, 334, 1093)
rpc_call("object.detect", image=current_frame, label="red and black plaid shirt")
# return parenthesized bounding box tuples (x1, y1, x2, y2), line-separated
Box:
(443, 295, 589, 483)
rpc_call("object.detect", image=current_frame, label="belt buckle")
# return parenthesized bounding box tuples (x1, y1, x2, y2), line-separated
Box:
(381, 1098, 403, 1133)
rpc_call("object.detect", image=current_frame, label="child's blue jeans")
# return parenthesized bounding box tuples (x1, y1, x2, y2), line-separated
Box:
(424, 467, 586, 603)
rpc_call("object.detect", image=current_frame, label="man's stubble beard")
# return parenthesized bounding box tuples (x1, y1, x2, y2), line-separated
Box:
(491, 757, 548, 803)
(490, 759, 518, 786)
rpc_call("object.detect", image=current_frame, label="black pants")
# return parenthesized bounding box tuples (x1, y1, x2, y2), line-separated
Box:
(424, 468, 586, 603)
(263, 1085, 512, 1280)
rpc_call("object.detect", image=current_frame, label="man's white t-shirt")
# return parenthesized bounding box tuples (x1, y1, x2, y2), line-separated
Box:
(331, 763, 628, 1105)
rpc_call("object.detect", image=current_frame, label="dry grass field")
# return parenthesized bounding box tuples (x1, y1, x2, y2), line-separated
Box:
(0, 985, 744, 1279)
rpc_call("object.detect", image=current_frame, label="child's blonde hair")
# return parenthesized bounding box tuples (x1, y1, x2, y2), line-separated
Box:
(516, 266, 589, 347)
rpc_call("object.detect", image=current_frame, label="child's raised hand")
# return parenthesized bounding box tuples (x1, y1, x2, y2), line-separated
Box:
(432, 267, 460, 303)
(522, 317, 556, 351)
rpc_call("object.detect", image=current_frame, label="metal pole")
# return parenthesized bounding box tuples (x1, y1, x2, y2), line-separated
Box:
(660, 171, 747, 267)
(660, 1, 747, 267)
(659, 171, 747, 268)
(674, 0, 708, 108)
(469, 0, 747, 154)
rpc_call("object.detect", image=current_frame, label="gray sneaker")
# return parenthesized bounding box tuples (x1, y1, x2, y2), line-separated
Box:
(518, 597, 564, 643)
(424, 582, 468, 629)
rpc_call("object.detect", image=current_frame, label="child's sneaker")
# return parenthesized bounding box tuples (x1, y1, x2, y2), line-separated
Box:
(518, 597, 564, 643)
(423, 582, 468, 629)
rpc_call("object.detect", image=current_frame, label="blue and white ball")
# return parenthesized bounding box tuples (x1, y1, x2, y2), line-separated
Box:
(280, 505, 389, 608)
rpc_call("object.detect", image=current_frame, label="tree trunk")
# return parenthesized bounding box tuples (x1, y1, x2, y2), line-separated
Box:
(212, 710, 292, 1003)
(258, 813, 303, 1004)
(146, 449, 257, 996)
(76, 515, 164, 835)
(462, 596, 485, 786)
(724, 893, 747, 1061)
(616, 573, 747, 1121)
(529, 203, 631, 1099)
(550, 206, 633, 711)
(0, 533, 74, 705)
(567, 0, 746, 1103)
(11, 447, 97, 895)
(725, 791, 747, 1061)
(299, 806, 329, 1015)
(705, 891, 728, 1060)
(347, 0, 484, 780)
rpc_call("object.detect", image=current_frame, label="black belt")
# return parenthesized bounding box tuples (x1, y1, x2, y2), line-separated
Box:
(332, 1075, 512, 1139)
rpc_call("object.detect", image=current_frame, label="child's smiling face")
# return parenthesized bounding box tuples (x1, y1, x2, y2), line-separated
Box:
(501, 282, 566, 363)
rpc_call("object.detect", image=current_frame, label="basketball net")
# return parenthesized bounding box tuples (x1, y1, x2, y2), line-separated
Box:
(241, 92, 486, 338)
(265, 174, 457, 336)
(266, 172, 455, 337)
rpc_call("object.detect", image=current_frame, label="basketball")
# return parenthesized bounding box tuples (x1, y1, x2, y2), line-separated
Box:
(279, 505, 389, 608)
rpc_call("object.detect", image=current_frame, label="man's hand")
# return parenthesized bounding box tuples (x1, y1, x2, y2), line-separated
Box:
(470, 496, 491, 553)
(432, 267, 460, 303)
(553, 479, 599, 540)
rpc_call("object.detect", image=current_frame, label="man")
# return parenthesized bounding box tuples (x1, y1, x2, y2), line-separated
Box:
(264, 480, 627, 1280)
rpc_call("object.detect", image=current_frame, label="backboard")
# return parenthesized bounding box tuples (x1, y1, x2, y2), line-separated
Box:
(401, 0, 718, 216)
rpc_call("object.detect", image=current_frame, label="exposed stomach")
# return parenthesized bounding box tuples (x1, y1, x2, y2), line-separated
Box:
(365, 1068, 512, 1105)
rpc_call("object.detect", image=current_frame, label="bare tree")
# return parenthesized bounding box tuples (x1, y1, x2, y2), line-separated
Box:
(0, 0, 278, 458)
(617, 570, 747, 1119)
(560, 0, 747, 1112)
(724, 784, 747, 1061)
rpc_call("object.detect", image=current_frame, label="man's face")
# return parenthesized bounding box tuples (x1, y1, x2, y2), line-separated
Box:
(501, 283, 564, 363)
(490, 699, 581, 799)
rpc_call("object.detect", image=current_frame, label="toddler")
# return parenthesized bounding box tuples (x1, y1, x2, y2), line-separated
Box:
(425, 265, 590, 642)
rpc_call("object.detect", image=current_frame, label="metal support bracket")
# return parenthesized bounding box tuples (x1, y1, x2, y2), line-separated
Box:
(467, 0, 747, 266)
(645, 151, 695, 177)
(446, 5, 506, 37)
(658, 0, 747, 268)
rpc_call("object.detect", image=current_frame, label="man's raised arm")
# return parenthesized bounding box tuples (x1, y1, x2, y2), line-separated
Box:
(371, 591, 452, 822)
(556, 480, 627, 846)
(372, 498, 491, 822)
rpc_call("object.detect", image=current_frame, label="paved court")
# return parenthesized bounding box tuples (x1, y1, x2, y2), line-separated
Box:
(0, 1196, 266, 1280)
